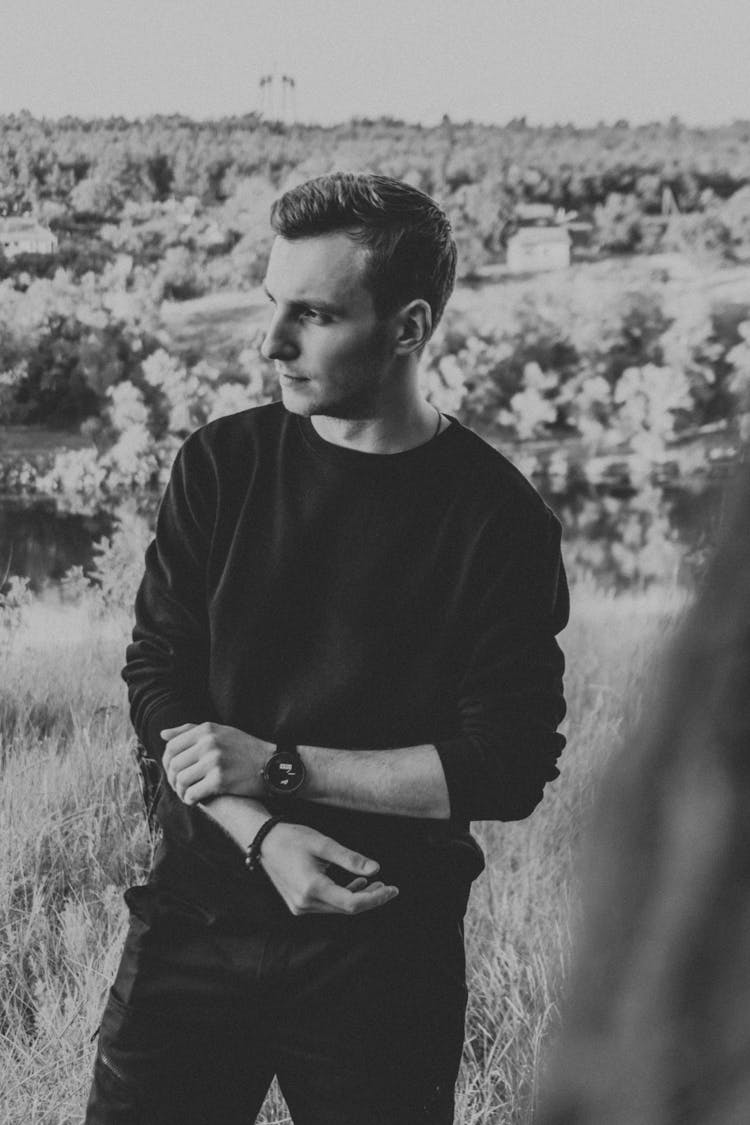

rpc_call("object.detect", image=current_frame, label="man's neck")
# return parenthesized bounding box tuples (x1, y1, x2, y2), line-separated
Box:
(310, 401, 442, 454)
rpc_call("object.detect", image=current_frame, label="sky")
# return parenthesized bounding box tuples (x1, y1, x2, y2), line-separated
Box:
(1, 0, 748, 127)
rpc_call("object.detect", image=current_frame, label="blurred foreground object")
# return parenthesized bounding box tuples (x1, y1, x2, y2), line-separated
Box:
(539, 455, 750, 1125)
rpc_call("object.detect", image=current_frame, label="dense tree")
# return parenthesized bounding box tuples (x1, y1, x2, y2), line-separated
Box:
(1, 115, 748, 275)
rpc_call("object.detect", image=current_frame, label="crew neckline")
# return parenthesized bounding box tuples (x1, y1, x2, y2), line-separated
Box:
(296, 411, 461, 468)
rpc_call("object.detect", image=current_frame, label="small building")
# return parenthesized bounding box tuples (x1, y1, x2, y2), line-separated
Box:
(501, 202, 595, 272)
(506, 224, 571, 272)
(505, 204, 572, 273)
(0, 217, 58, 258)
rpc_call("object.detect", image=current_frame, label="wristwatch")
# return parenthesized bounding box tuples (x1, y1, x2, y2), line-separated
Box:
(262, 741, 307, 800)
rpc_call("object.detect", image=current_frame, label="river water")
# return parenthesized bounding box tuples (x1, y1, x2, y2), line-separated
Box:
(0, 497, 111, 589)
(0, 478, 726, 594)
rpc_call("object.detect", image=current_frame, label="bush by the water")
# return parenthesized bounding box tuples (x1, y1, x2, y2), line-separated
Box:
(2, 113, 748, 591)
(6, 261, 739, 590)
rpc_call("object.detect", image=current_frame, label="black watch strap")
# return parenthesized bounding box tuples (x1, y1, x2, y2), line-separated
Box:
(276, 739, 300, 760)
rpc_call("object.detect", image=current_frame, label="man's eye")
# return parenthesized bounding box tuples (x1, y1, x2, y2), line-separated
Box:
(301, 308, 330, 324)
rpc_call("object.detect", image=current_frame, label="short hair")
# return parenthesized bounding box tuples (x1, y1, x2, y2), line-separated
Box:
(270, 173, 457, 334)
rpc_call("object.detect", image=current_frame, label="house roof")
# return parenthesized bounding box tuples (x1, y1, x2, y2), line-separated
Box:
(0, 217, 40, 231)
(0, 218, 57, 245)
(508, 226, 570, 246)
(515, 203, 556, 223)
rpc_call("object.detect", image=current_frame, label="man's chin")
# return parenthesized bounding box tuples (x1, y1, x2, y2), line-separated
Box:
(279, 380, 315, 414)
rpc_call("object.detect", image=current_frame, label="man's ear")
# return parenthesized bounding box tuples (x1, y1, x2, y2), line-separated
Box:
(393, 299, 432, 355)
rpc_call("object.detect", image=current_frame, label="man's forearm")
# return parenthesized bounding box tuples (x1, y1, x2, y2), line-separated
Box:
(196, 794, 272, 851)
(297, 743, 451, 820)
(162, 722, 452, 820)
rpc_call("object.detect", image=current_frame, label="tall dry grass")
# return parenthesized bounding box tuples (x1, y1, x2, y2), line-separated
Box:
(0, 587, 687, 1124)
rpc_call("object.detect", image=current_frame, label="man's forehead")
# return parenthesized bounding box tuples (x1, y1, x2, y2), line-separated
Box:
(265, 232, 372, 306)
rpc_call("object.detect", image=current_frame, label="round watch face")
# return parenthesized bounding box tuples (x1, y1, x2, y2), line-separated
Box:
(264, 751, 306, 796)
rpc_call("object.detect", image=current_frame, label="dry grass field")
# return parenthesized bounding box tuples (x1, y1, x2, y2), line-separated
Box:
(0, 586, 687, 1124)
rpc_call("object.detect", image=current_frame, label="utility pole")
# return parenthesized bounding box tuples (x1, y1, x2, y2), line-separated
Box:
(282, 76, 297, 124)
(258, 72, 296, 123)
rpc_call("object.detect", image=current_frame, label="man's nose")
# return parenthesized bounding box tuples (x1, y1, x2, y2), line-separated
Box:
(260, 311, 299, 361)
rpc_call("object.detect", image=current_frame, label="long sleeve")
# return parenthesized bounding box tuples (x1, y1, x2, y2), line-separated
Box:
(434, 504, 569, 823)
(118, 403, 569, 887)
(122, 435, 220, 765)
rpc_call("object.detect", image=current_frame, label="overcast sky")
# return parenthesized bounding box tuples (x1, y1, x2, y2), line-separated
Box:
(1, 0, 748, 126)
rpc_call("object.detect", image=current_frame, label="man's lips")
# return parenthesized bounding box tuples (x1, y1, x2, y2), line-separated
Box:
(277, 368, 309, 382)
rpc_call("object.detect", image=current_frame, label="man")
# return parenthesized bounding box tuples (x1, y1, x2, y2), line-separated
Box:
(86, 173, 568, 1125)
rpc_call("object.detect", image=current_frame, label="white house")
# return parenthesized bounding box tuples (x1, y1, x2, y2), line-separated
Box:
(505, 202, 572, 273)
(506, 225, 571, 272)
(0, 217, 58, 258)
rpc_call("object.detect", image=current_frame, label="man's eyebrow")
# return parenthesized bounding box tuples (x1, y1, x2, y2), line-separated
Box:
(261, 282, 341, 314)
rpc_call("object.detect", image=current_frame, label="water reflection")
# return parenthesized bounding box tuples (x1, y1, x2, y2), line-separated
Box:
(0, 479, 727, 594)
(0, 498, 111, 590)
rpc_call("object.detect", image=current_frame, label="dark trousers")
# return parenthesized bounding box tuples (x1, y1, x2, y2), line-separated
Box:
(85, 856, 468, 1125)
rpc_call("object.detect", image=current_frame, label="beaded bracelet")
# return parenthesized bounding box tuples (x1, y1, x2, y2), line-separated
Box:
(245, 815, 286, 872)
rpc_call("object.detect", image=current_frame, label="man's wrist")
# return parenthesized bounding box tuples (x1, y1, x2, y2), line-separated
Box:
(244, 814, 286, 872)
(196, 794, 275, 854)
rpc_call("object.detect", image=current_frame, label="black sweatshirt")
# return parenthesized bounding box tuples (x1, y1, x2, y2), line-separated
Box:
(122, 401, 569, 904)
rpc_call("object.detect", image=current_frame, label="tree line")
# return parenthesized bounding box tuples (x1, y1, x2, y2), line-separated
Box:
(2, 113, 750, 281)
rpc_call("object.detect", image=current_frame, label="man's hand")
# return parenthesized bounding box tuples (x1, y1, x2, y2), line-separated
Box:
(162, 722, 273, 803)
(259, 821, 399, 916)
(161, 728, 401, 918)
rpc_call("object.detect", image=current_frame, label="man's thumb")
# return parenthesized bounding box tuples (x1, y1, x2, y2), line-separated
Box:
(323, 841, 379, 877)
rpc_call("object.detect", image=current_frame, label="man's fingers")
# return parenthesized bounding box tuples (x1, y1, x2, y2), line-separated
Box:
(182, 776, 221, 805)
(161, 723, 196, 739)
(161, 725, 200, 763)
(316, 880, 398, 915)
(344, 878, 387, 893)
(164, 745, 202, 788)
(171, 759, 211, 800)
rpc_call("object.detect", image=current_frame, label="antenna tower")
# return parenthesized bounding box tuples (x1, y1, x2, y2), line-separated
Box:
(258, 72, 296, 123)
